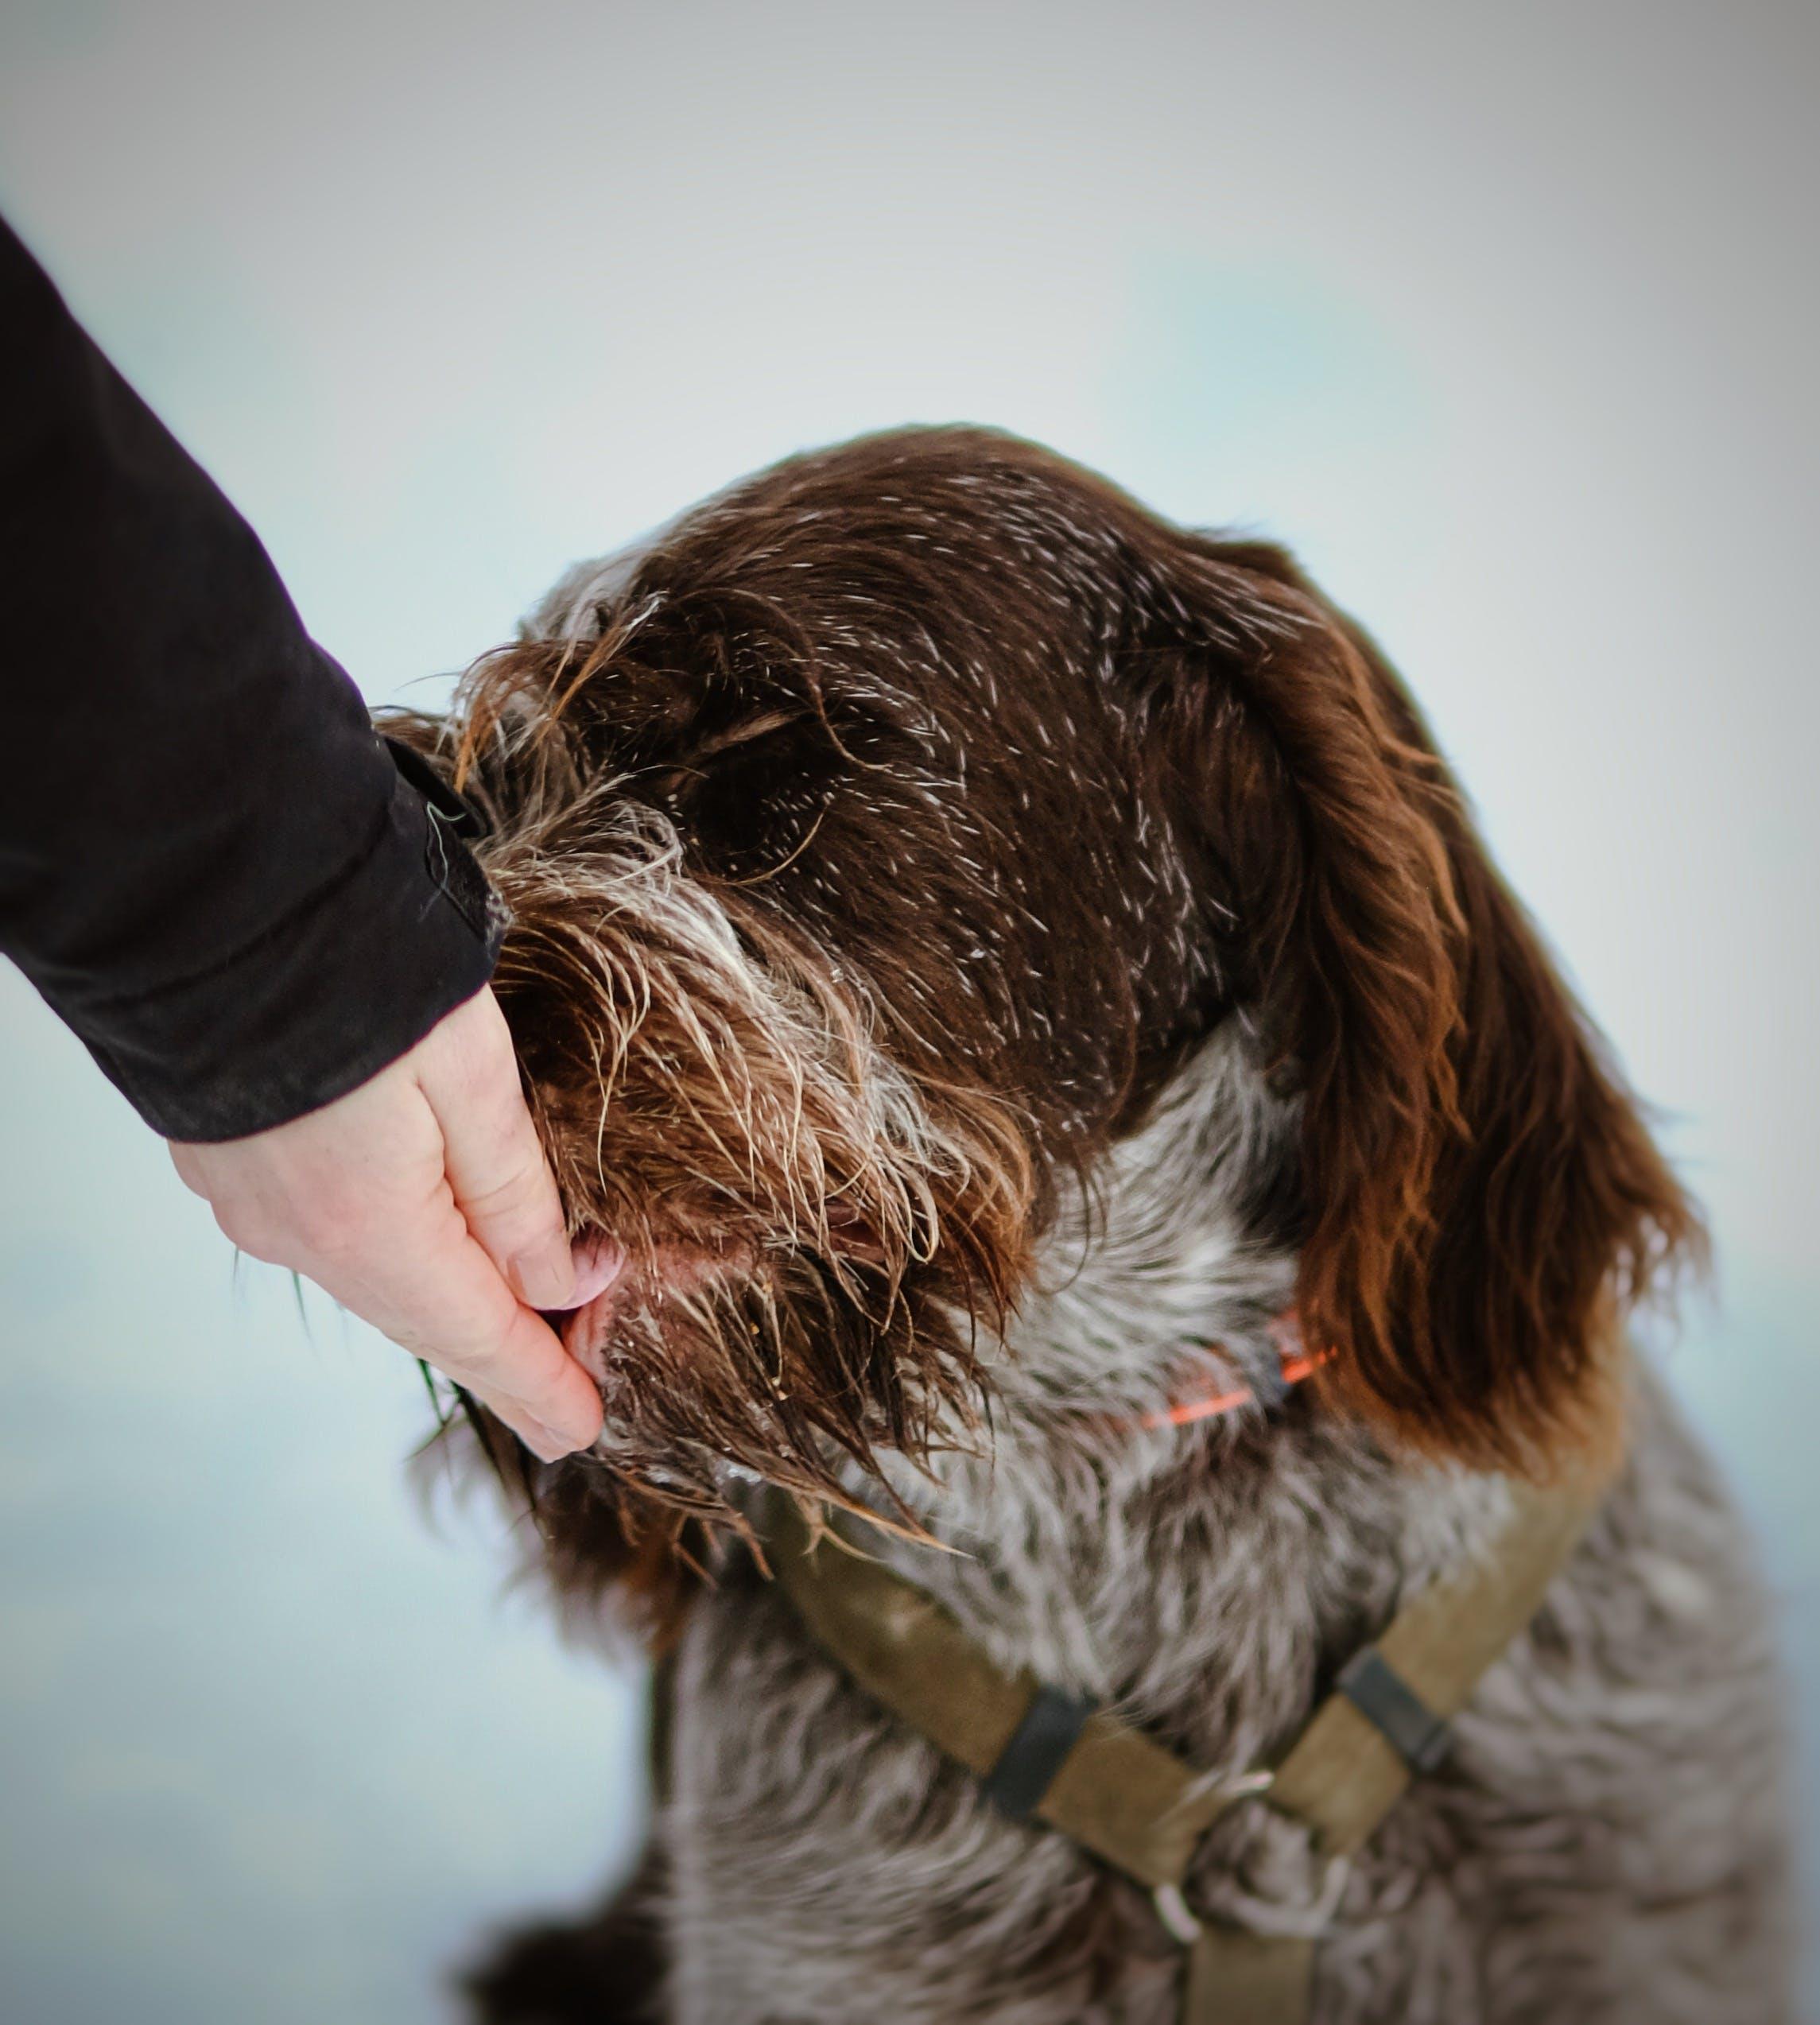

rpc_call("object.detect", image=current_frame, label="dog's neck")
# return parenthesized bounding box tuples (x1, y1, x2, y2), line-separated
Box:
(991, 1022, 1304, 1426)
(844, 1026, 1511, 1767)
(868, 1022, 1308, 1515)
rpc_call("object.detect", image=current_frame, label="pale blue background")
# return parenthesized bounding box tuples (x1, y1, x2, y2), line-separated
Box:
(1, 4, 1814, 2020)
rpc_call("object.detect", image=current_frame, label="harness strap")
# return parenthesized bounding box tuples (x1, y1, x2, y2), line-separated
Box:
(766, 1498, 1241, 1887)
(1185, 1932, 1317, 2025)
(766, 1451, 1612, 2024)
(1263, 1471, 1609, 1859)
(980, 1683, 1096, 1817)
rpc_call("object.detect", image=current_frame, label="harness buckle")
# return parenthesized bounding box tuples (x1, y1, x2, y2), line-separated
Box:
(1152, 1767, 1275, 1948)
(1152, 1882, 1205, 1947)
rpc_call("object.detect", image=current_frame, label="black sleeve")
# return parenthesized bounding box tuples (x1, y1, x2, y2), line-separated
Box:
(0, 215, 504, 1142)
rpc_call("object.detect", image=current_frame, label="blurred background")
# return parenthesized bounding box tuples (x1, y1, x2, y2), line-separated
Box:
(1, 3, 1814, 2019)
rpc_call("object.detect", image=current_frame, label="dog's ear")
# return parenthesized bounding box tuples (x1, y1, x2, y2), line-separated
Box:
(1135, 538, 1701, 1472)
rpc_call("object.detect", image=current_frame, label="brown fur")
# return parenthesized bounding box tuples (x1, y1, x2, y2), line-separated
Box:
(1129, 541, 1701, 1472)
(388, 424, 1698, 1627)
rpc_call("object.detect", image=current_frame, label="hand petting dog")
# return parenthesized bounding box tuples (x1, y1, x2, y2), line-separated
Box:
(169, 984, 613, 1461)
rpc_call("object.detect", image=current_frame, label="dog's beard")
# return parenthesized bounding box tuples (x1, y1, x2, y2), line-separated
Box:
(465, 779, 1034, 1541)
(562, 1245, 980, 1527)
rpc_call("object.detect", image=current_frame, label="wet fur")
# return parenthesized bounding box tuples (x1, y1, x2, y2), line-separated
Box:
(386, 429, 1788, 2020)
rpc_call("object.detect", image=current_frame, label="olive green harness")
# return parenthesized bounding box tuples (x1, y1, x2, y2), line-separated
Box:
(763, 1464, 1606, 2023)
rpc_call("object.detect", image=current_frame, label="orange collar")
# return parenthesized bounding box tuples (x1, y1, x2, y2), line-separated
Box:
(1141, 1314, 1334, 1431)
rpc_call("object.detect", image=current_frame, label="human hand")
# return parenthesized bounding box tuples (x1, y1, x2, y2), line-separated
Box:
(169, 986, 613, 1460)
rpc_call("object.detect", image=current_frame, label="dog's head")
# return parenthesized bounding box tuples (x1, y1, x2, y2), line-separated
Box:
(392, 428, 1696, 1612)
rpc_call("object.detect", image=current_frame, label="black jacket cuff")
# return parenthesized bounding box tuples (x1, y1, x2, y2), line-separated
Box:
(72, 768, 507, 1142)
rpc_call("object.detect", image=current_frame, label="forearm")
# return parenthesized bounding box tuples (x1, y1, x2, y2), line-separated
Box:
(0, 215, 501, 1138)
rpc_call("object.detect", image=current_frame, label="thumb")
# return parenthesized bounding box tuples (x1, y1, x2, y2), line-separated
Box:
(420, 990, 577, 1312)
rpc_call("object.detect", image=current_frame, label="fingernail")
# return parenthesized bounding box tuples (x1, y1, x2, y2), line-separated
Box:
(510, 1241, 576, 1313)
(569, 1236, 627, 1309)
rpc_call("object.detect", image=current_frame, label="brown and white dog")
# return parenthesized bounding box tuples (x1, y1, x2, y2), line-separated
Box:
(393, 429, 1790, 2023)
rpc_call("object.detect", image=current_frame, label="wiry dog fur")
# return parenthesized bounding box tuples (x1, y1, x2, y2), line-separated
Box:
(388, 428, 1790, 2023)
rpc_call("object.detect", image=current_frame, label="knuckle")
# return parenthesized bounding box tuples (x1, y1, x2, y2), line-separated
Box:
(211, 1201, 279, 1262)
(464, 1166, 541, 1229)
(424, 1336, 504, 1387)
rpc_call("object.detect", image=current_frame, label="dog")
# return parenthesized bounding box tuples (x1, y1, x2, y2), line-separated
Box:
(388, 427, 1791, 2023)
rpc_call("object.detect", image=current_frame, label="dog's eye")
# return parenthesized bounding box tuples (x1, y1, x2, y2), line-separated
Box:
(644, 708, 797, 798)
(650, 706, 844, 879)
(564, 611, 894, 881)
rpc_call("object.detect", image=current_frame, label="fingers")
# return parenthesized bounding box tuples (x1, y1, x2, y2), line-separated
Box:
(167, 988, 607, 1461)
(417, 989, 577, 1313)
(318, 1193, 604, 1457)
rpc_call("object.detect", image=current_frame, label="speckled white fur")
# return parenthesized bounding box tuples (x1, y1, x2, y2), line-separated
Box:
(659, 1029, 1793, 2024)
